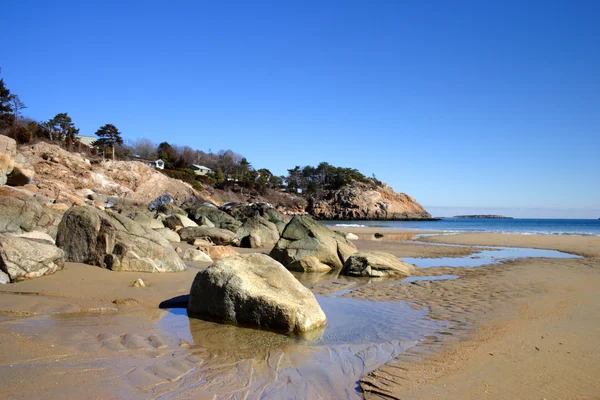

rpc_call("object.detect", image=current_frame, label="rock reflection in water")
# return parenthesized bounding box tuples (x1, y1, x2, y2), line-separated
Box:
(157, 296, 447, 399)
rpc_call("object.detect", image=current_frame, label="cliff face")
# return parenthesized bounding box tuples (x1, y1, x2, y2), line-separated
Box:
(307, 182, 432, 220)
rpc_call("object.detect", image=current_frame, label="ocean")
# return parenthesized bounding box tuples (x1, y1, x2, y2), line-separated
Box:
(325, 218, 600, 236)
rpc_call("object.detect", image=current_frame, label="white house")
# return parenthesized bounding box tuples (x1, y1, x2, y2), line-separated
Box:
(153, 159, 165, 169)
(191, 164, 213, 176)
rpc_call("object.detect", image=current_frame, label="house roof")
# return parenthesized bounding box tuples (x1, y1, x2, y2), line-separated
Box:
(76, 135, 96, 146)
(191, 164, 212, 171)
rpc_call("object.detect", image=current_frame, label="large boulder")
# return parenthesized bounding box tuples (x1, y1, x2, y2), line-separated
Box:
(0, 186, 64, 239)
(0, 234, 65, 282)
(236, 216, 280, 248)
(188, 254, 327, 334)
(269, 216, 357, 270)
(341, 251, 416, 278)
(0, 135, 16, 185)
(56, 206, 186, 273)
(179, 226, 238, 245)
(187, 204, 242, 233)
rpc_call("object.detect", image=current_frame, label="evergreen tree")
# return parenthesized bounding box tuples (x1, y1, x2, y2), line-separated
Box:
(47, 113, 79, 148)
(156, 142, 178, 168)
(93, 124, 123, 160)
(0, 79, 15, 131)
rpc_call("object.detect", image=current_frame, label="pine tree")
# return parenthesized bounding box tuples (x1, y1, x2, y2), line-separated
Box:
(93, 124, 123, 161)
(47, 113, 79, 148)
(0, 79, 15, 130)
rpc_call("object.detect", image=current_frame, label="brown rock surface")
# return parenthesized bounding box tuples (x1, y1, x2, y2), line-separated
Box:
(0, 135, 17, 185)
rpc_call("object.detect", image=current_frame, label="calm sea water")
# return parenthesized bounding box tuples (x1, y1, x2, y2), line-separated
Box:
(325, 218, 600, 236)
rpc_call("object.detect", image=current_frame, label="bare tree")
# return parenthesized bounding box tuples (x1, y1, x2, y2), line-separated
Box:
(178, 146, 197, 167)
(10, 95, 27, 119)
(130, 138, 157, 159)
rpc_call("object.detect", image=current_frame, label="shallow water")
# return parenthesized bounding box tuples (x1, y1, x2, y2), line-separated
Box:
(157, 295, 448, 398)
(402, 246, 581, 268)
(159, 296, 442, 348)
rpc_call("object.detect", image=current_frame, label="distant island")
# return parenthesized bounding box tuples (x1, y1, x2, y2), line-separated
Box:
(454, 215, 513, 219)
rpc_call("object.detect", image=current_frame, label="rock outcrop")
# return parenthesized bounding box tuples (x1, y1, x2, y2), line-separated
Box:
(187, 254, 327, 334)
(308, 182, 432, 220)
(0, 234, 65, 282)
(341, 251, 416, 278)
(56, 206, 186, 273)
(269, 216, 357, 270)
(15, 142, 197, 206)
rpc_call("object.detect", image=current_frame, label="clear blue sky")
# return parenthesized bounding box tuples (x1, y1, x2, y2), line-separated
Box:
(3, 0, 599, 217)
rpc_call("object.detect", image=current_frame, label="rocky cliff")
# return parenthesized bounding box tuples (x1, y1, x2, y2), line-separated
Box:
(307, 182, 432, 220)
(16, 142, 197, 205)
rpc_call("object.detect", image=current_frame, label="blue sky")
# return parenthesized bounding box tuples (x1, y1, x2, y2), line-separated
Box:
(3, 1, 599, 217)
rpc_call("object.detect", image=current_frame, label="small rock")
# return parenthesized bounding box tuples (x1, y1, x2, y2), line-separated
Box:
(113, 298, 142, 305)
(374, 233, 384, 238)
(346, 232, 359, 240)
(180, 248, 212, 263)
(131, 278, 146, 288)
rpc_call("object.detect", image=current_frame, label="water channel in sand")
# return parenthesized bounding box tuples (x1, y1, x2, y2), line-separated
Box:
(151, 243, 580, 398)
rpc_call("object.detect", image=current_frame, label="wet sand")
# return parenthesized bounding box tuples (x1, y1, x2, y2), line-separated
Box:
(0, 231, 599, 399)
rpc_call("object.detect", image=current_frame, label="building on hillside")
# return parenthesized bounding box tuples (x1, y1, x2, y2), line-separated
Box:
(129, 155, 165, 170)
(76, 135, 97, 147)
(191, 164, 213, 176)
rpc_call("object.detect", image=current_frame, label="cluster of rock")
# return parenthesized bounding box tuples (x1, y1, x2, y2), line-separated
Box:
(1, 134, 421, 336)
(307, 182, 434, 220)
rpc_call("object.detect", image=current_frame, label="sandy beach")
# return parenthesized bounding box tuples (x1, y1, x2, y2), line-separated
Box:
(1, 230, 599, 399)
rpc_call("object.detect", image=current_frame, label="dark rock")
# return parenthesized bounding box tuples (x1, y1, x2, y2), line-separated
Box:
(148, 194, 175, 211)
